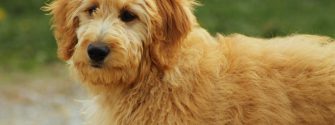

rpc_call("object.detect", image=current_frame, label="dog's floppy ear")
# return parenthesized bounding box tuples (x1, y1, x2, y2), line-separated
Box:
(43, 0, 80, 61)
(151, 0, 192, 71)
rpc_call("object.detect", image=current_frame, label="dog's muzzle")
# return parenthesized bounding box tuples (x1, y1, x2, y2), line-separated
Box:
(87, 42, 110, 68)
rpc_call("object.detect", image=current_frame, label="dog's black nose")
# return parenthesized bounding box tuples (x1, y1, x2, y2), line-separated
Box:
(87, 42, 110, 63)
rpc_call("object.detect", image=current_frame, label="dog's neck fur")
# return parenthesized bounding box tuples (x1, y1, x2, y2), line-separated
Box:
(82, 27, 224, 125)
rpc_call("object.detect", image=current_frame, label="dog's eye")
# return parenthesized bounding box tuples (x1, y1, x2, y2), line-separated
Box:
(119, 10, 137, 22)
(87, 5, 98, 16)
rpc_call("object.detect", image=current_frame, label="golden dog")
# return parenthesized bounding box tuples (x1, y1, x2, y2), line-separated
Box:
(44, 0, 335, 124)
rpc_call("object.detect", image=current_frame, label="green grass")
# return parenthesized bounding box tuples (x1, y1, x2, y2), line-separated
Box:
(0, 0, 334, 70)
(0, 0, 57, 71)
(196, 0, 335, 37)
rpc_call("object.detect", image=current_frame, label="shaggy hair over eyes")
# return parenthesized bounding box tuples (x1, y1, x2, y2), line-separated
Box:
(44, 0, 335, 125)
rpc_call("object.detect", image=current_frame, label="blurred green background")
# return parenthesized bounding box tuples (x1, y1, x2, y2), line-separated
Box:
(0, 0, 335, 71)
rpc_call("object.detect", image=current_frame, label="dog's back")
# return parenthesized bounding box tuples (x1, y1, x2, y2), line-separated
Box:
(210, 34, 335, 124)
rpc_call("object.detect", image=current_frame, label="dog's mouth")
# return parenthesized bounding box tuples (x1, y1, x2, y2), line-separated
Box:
(90, 61, 104, 68)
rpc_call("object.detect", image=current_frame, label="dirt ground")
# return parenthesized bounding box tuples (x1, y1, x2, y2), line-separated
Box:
(0, 65, 87, 125)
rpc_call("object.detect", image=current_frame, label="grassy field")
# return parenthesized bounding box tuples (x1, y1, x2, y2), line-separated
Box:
(0, 0, 335, 70)
(197, 0, 335, 37)
(0, 0, 56, 71)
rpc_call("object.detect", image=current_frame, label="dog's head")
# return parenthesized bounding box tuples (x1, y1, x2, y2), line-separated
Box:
(44, 0, 196, 86)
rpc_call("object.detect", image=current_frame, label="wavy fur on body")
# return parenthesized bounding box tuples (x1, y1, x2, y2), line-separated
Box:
(44, 0, 335, 124)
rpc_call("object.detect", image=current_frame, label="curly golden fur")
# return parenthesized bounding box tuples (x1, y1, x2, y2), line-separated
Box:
(44, 0, 335, 124)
